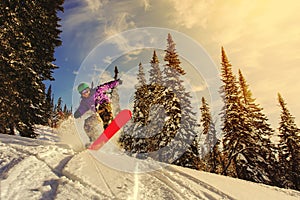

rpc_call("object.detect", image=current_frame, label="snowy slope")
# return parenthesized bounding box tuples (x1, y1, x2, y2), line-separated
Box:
(1, 119, 299, 200)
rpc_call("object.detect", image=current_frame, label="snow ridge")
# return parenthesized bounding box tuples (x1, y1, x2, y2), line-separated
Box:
(1, 123, 300, 200)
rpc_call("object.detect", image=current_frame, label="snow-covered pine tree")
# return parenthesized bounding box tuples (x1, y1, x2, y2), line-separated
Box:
(133, 62, 148, 124)
(119, 62, 148, 154)
(199, 97, 222, 173)
(237, 69, 277, 185)
(163, 33, 201, 170)
(145, 51, 166, 153)
(200, 97, 217, 156)
(0, 1, 63, 137)
(120, 59, 181, 158)
(0, 24, 16, 135)
(219, 47, 246, 177)
(63, 104, 67, 114)
(149, 50, 163, 85)
(56, 97, 63, 113)
(44, 85, 54, 125)
(277, 93, 300, 190)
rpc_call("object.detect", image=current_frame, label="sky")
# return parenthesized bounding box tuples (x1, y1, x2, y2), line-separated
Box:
(51, 0, 300, 130)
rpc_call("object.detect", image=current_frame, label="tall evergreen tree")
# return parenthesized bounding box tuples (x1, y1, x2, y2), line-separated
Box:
(199, 97, 222, 173)
(163, 33, 201, 170)
(63, 104, 67, 113)
(120, 35, 201, 170)
(200, 97, 217, 156)
(0, 0, 63, 137)
(120, 62, 149, 153)
(219, 47, 246, 177)
(145, 51, 166, 153)
(44, 85, 54, 125)
(46, 85, 53, 110)
(133, 62, 148, 123)
(56, 97, 63, 113)
(120, 58, 182, 161)
(277, 93, 300, 190)
(237, 70, 277, 185)
(149, 50, 162, 85)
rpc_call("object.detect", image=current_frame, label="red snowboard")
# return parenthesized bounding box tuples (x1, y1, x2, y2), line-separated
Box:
(88, 109, 132, 150)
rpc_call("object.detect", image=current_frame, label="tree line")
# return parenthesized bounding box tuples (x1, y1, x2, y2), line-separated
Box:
(118, 34, 300, 191)
(45, 85, 72, 128)
(201, 47, 299, 191)
(0, 0, 66, 137)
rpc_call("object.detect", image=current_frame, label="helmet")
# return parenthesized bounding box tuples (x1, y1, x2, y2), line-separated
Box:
(77, 82, 90, 94)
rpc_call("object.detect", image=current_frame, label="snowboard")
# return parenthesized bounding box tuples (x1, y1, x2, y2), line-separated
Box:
(88, 109, 132, 150)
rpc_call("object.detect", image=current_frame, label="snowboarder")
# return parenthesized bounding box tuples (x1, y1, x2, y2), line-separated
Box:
(74, 80, 122, 141)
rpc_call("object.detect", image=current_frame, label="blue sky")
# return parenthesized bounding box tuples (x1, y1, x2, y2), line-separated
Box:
(49, 0, 300, 128)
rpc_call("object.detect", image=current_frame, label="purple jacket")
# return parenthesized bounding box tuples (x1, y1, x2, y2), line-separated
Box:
(74, 80, 119, 118)
(94, 80, 119, 105)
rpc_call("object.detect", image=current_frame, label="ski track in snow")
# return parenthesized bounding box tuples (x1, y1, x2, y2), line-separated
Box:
(149, 168, 234, 200)
(1, 121, 300, 200)
(0, 134, 106, 200)
(166, 166, 235, 199)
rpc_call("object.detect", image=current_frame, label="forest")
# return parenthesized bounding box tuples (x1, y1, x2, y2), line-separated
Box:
(0, 0, 71, 137)
(118, 34, 300, 191)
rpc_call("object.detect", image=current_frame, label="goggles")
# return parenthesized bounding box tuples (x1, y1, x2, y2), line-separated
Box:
(81, 88, 90, 95)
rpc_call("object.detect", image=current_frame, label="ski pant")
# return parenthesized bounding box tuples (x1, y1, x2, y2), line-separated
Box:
(84, 114, 101, 142)
(84, 102, 113, 142)
(96, 102, 113, 129)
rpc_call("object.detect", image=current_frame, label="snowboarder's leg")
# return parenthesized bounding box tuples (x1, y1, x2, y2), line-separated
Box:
(97, 102, 113, 129)
(84, 114, 101, 142)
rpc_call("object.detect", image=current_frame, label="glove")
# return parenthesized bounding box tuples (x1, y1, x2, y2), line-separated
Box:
(74, 110, 81, 118)
(118, 79, 123, 85)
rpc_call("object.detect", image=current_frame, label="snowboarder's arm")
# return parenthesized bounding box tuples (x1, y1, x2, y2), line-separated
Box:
(74, 101, 89, 118)
(97, 80, 120, 92)
(74, 110, 81, 118)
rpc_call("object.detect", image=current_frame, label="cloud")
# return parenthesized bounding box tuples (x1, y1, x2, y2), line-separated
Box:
(61, 0, 141, 63)
(61, 0, 300, 127)
(63, 0, 104, 30)
(103, 12, 136, 37)
(73, 70, 79, 75)
(166, 0, 300, 126)
(141, 0, 151, 11)
(103, 56, 113, 64)
(85, 0, 108, 12)
(168, 0, 215, 29)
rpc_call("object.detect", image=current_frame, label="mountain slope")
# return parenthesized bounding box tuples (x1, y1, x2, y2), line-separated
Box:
(0, 120, 299, 200)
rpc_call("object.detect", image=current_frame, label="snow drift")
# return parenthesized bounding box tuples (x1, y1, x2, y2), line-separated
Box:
(0, 118, 299, 200)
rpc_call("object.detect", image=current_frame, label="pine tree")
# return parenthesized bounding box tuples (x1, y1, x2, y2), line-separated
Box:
(219, 47, 246, 177)
(277, 93, 300, 190)
(0, 0, 63, 137)
(63, 104, 67, 114)
(120, 58, 182, 160)
(51, 94, 54, 111)
(146, 51, 166, 154)
(199, 97, 216, 156)
(133, 62, 148, 123)
(199, 97, 222, 173)
(120, 35, 201, 170)
(163, 33, 201, 170)
(149, 50, 162, 85)
(164, 34, 186, 76)
(56, 97, 63, 113)
(120, 62, 149, 154)
(44, 85, 54, 125)
(237, 70, 277, 185)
